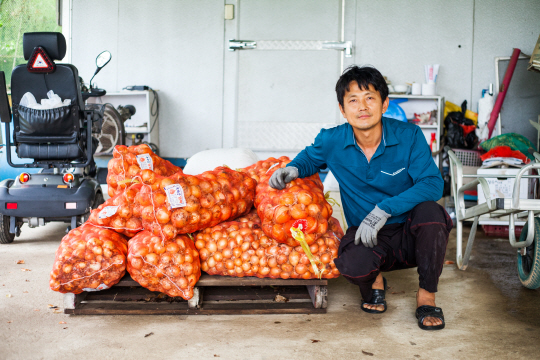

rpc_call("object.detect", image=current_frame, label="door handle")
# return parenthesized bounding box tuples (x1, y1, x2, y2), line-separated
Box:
(228, 40, 257, 51)
(322, 41, 352, 57)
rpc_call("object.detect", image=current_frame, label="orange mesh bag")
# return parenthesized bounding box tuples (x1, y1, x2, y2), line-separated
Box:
(254, 160, 333, 247)
(107, 144, 182, 197)
(194, 215, 341, 279)
(328, 216, 344, 239)
(239, 156, 290, 183)
(87, 183, 143, 237)
(236, 207, 260, 223)
(49, 224, 128, 294)
(135, 166, 257, 240)
(127, 231, 200, 300)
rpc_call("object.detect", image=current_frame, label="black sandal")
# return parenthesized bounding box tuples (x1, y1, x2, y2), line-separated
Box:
(361, 277, 387, 314)
(415, 305, 445, 330)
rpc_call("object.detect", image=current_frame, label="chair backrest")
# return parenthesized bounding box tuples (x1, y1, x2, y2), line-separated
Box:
(10, 32, 84, 145)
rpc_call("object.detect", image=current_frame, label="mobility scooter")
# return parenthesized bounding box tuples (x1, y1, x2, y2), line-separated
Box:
(0, 32, 118, 243)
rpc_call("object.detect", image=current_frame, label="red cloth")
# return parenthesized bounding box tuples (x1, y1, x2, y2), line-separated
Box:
(479, 145, 530, 163)
(459, 124, 477, 137)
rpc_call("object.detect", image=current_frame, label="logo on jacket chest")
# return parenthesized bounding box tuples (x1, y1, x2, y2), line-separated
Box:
(380, 167, 405, 176)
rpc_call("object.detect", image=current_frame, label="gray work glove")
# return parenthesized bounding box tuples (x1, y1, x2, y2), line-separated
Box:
(268, 166, 299, 190)
(355, 206, 391, 248)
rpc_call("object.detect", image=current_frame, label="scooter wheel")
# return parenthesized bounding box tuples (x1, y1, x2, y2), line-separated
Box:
(0, 214, 15, 244)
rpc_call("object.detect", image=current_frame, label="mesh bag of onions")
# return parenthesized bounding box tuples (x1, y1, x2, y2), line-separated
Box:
(254, 159, 333, 247)
(87, 183, 143, 237)
(107, 144, 182, 197)
(127, 231, 201, 299)
(240, 156, 291, 183)
(194, 210, 342, 279)
(134, 166, 257, 239)
(50, 223, 128, 294)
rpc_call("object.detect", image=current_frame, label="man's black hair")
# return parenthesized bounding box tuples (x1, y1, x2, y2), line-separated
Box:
(335, 65, 389, 108)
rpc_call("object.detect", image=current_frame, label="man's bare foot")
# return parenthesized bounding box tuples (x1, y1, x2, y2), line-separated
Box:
(416, 288, 443, 327)
(362, 273, 385, 312)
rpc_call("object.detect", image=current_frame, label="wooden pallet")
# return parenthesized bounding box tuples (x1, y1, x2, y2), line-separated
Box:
(64, 274, 328, 315)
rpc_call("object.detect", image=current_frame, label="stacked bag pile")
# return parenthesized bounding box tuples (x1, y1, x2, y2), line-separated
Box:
(50, 147, 343, 300)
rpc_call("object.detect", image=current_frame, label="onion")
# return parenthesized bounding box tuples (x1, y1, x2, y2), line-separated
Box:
(213, 252, 223, 262)
(206, 241, 218, 253)
(215, 262, 225, 272)
(295, 263, 308, 275)
(195, 239, 205, 250)
(320, 253, 331, 264)
(145, 253, 158, 265)
(273, 205, 291, 224)
(155, 206, 171, 224)
(268, 257, 277, 268)
(217, 238, 228, 250)
(280, 272, 290, 279)
(290, 204, 308, 220)
(270, 267, 281, 278)
(289, 251, 300, 266)
(276, 254, 288, 265)
(222, 248, 233, 259)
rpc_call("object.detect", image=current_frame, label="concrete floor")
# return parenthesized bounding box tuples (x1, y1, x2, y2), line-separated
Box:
(1, 222, 540, 360)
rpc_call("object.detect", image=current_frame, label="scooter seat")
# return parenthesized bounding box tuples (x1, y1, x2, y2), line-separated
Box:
(17, 143, 83, 160)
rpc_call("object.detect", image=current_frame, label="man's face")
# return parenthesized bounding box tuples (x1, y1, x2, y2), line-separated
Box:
(339, 81, 389, 131)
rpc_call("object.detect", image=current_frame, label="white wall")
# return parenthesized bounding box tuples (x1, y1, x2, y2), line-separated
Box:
(353, 0, 540, 112)
(69, 0, 540, 158)
(70, 0, 225, 158)
(471, 0, 540, 108)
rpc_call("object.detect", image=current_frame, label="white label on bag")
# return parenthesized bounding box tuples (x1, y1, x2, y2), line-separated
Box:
(164, 184, 186, 208)
(83, 283, 109, 292)
(98, 206, 119, 219)
(136, 154, 153, 170)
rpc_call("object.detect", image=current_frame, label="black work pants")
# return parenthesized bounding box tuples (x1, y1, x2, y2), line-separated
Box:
(334, 201, 453, 302)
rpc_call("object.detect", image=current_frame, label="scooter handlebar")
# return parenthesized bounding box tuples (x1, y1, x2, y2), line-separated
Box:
(82, 88, 107, 101)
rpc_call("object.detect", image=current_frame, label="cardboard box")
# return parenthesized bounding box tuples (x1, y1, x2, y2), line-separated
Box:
(477, 168, 533, 203)
(477, 167, 533, 226)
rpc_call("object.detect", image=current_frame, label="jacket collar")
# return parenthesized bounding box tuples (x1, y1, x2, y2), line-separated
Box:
(343, 116, 400, 149)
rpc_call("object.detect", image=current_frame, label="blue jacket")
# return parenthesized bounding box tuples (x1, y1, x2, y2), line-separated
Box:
(287, 117, 443, 226)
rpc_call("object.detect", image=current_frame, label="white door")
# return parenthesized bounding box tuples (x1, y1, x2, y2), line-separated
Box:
(223, 0, 354, 159)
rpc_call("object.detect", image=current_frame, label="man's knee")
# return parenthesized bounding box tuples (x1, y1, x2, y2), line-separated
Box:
(411, 201, 449, 225)
(334, 244, 382, 280)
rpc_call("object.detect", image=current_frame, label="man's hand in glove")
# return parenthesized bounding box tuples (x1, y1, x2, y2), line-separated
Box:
(268, 166, 299, 190)
(355, 206, 391, 248)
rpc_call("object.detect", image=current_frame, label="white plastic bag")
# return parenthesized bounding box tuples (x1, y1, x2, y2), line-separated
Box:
(19, 91, 71, 109)
(183, 148, 259, 175)
(19, 92, 38, 108)
(476, 92, 494, 144)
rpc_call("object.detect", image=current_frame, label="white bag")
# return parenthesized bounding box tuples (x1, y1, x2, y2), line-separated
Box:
(19, 90, 71, 110)
(183, 148, 259, 175)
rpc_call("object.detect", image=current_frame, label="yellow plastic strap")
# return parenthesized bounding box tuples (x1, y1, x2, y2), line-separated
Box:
(325, 191, 348, 231)
(290, 227, 326, 279)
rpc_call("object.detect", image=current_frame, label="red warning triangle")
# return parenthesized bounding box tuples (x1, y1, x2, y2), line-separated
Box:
(27, 47, 55, 73)
(33, 54, 48, 68)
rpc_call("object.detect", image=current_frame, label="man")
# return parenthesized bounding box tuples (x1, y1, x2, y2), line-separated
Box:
(269, 65, 452, 330)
